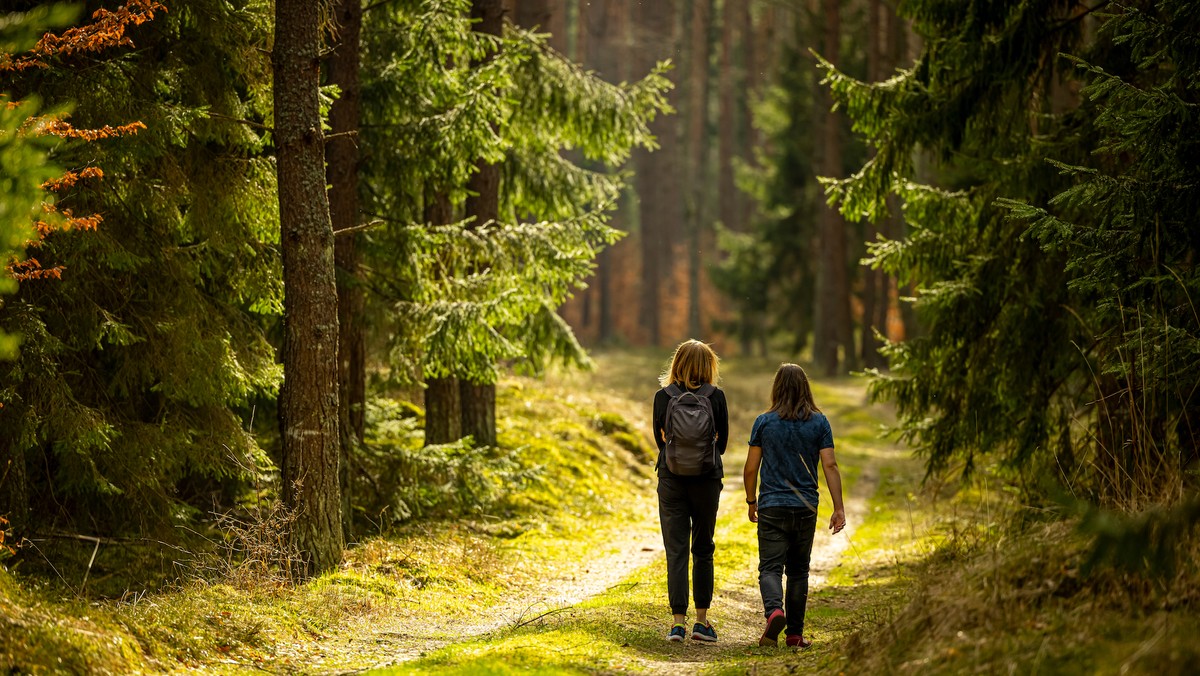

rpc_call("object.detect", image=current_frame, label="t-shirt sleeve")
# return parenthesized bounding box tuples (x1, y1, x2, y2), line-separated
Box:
(820, 416, 834, 449)
(749, 414, 764, 447)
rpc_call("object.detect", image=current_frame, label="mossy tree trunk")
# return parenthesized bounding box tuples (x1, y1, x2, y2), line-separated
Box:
(274, 0, 345, 577)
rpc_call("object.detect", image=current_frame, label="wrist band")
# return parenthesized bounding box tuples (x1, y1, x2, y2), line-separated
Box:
(746, 498, 757, 505)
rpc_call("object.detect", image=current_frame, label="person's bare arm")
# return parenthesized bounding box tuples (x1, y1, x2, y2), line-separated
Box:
(819, 447, 845, 534)
(744, 445, 763, 522)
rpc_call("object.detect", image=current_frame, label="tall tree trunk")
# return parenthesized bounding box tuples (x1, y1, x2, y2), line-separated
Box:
(898, 13, 920, 340)
(681, 0, 713, 340)
(718, 0, 737, 233)
(327, 0, 363, 543)
(461, 0, 504, 449)
(422, 190, 462, 445)
(633, 0, 679, 346)
(274, 0, 344, 577)
(859, 0, 886, 370)
(813, 0, 852, 376)
(579, 0, 624, 343)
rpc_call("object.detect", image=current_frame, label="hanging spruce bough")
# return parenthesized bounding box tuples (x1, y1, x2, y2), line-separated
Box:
(362, 0, 670, 391)
(0, 0, 280, 536)
(997, 4, 1200, 508)
(817, 1, 1094, 478)
(822, 0, 1200, 508)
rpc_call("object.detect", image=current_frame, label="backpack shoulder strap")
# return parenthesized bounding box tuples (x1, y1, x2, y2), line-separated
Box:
(664, 384, 683, 397)
(695, 383, 716, 398)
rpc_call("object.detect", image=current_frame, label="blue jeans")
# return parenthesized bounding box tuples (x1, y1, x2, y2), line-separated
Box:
(657, 474, 721, 616)
(757, 506, 817, 635)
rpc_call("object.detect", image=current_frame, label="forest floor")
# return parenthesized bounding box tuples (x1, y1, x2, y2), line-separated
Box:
(346, 352, 922, 675)
(9, 351, 1192, 674)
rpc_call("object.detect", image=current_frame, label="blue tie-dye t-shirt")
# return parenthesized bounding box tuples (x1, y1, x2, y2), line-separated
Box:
(749, 411, 834, 511)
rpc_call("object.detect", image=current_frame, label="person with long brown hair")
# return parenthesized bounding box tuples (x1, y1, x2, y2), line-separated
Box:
(652, 339, 729, 642)
(743, 363, 845, 648)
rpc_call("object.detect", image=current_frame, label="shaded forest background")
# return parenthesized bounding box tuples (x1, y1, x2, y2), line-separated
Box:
(551, 0, 904, 376)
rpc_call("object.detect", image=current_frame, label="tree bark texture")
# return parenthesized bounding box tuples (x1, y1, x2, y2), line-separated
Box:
(813, 0, 853, 376)
(460, 380, 497, 449)
(579, 0, 624, 343)
(422, 190, 462, 446)
(461, 0, 504, 450)
(683, 0, 714, 339)
(717, 0, 738, 233)
(859, 0, 886, 370)
(634, 0, 679, 346)
(424, 376, 462, 445)
(274, 0, 345, 577)
(327, 0, 364, 542)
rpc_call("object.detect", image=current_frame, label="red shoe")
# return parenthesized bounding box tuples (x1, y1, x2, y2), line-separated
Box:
(758, 608, 786, 646)
(786, 634, 812, 648)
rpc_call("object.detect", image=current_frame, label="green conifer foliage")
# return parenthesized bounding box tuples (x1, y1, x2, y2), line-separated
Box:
(0, 1, 280, 534)
(361, 1, 670, 389)
(825, 0, 1199, 505)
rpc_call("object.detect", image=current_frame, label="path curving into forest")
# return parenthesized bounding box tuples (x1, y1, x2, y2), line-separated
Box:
(335, 357, 894, 674)
(351, 448, 880, 674)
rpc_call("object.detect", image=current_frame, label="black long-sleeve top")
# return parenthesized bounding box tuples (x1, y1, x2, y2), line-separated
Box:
(652, 384, 729, 479)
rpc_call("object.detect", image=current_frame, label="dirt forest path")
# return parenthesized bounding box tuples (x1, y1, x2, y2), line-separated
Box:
(356, 353, 895, 675)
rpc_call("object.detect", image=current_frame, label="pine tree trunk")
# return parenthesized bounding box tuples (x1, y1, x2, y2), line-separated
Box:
(579, 0, 622, 344)
(422, 190, 462, 446)
(683, 0, 713, 340)
(460, 0, 503, 450)
(718, 0, 737, 233)
(327, 0, 363, 543)
(814, 0, 852, 376)
(274, 0, 344, 577)
(859, 0, 885, 370)
(634, 0, 678, 346)
(513, 0, 551, 36)
(460, 380, 497, 448)
(424, 376, 462, 444)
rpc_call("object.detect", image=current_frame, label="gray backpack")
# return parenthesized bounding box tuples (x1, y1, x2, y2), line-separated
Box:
(662, 383, 717, 476)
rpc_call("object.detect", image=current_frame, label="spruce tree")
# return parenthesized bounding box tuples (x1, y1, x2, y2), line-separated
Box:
(824, 0, 1199, 506)
(360, 0, 669, 445)
(0, 0, 281, 536)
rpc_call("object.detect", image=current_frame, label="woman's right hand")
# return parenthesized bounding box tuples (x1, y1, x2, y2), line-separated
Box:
(829, 508, 846, 534)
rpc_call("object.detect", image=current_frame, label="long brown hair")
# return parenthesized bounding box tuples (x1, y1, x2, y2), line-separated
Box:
(661, 339, 720, 389)
(768, 363, 820, 421)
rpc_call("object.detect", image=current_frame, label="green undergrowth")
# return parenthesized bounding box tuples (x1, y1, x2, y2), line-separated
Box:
(0, 375, 658, 674)
(835, 483, 1200, 675)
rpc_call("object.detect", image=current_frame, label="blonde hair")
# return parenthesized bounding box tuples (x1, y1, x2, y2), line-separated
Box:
(768, 363, 820, 421)
(661, 339, 720, 389)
